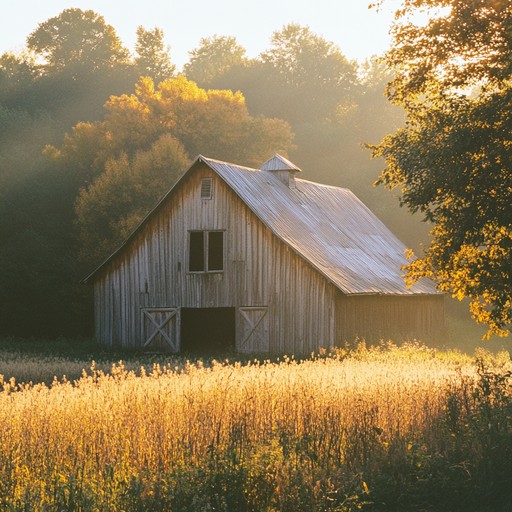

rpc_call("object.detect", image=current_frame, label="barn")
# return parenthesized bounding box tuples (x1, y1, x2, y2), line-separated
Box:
(83, 154, 443, 354)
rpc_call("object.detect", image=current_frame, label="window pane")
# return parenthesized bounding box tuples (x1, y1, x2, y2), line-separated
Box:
(208, 231, 223, 271)
(189, 232, 204, 271)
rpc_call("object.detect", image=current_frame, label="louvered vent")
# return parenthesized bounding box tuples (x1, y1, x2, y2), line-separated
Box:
(200, 177, 213, 199)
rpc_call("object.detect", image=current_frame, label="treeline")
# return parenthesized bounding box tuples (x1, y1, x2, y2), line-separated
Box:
(0, 8, 419, 337)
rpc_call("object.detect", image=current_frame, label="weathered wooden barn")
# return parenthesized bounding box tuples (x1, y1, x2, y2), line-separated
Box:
(83, 154, 443, 354)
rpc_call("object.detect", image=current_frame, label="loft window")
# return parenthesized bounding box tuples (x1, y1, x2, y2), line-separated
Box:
(189, 232, 205, 271)
(208, 231, 223, 271)
(200, 178, 213, 199)
(189, 231, 224, 272)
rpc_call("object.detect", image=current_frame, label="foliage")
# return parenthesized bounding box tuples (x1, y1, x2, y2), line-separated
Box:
(27, 8, 130, 75)
(0, 106, 59, 188)
(184, 35, 248, 86)
(0, 11, 184, 337)
(48, 74, 293, 175)
(259, 24, 359, 123)
(0, 52, 38, 96)
(0, 343, 511, 511)
(0, 150, 93, 337)
(135, 26, 176, 82)
(262, 24, 354, 89)
(75, 135, 189, 264)
(372, 0, 512, 337)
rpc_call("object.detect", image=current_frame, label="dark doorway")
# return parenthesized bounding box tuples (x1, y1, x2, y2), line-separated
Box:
(181, 307, 235, 355)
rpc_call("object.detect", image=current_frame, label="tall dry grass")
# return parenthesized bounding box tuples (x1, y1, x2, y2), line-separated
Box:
(0, 343, 510, 511)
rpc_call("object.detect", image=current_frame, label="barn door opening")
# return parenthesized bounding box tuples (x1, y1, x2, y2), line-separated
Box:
(181, 308, 235, 355)
(237, 307, 269, 353)
(141, 308, 180, 352)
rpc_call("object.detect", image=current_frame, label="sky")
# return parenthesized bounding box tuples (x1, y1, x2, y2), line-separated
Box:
(0, 0, 401, 70)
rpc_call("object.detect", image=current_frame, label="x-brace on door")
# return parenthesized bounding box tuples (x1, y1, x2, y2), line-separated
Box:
(141, 307, 180, 352)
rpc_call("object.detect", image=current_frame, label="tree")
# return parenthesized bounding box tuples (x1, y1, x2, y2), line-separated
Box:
(1, 12, 138, 127)
(372, 0, 512, 336)
(26, 8, 129, 75)
(0, 52, 38, 94)
(355, 57, 404, 143)
(135, 26, 175, 82)
(183, 35, 247, 86)
(262, 24, 353, 88)
(75, 134, 189, 264)
(259, 24, 358, 123)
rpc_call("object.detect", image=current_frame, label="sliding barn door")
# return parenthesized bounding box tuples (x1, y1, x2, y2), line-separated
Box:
(237, 306, 269, 353)
(141, 308, 180, 352)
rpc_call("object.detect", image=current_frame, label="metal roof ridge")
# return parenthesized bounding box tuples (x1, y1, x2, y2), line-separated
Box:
(199, 155, 260, 173)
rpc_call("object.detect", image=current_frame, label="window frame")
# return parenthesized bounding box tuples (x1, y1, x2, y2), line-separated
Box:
(187, 229, 225, 274)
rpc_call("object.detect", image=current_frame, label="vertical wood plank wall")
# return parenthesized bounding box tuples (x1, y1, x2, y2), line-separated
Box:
(335, 293, 445, 344)
(94, 163, 335, 354)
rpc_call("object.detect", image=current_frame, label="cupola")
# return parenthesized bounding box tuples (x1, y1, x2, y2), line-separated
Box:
(260, 154, 302, 189)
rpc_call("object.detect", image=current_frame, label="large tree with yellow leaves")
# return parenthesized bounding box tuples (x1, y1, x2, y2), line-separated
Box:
(372, 0, 512, 336)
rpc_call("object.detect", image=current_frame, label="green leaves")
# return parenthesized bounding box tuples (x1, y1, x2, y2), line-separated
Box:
(184, 36, 247, 87)
(260, 24, 359, 123)
(374, 0, 512, 336)
(75, 135, 189, 265)
(27, 8, 130, 74)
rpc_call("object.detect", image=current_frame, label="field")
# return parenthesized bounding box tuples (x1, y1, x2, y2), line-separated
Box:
(0, 340, 511, 511)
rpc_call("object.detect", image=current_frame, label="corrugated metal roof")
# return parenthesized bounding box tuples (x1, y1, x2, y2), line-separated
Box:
(84, 154, 438, 295)
(202, 155, 437, 295)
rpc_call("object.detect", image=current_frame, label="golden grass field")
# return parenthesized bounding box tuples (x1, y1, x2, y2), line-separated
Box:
(0, 342, 511, 511)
